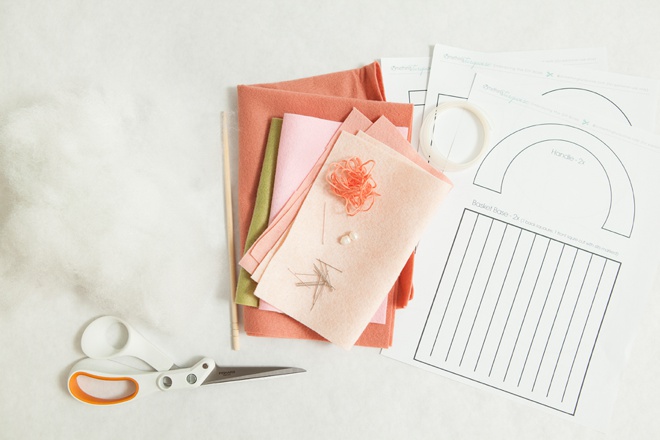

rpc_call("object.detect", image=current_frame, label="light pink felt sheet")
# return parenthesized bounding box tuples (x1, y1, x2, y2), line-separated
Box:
(269, 115, 341, 223)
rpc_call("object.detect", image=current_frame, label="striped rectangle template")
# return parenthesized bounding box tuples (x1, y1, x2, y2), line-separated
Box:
(415, 209, 620, 414)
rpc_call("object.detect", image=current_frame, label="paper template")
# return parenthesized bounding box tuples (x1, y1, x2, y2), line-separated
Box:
(382, 75, 660, 429)
(380, 47, 609, 150)
(254, 131, 452, 349)
(503, 47, 608, 69)
(423, 45, 658, 134)
(381, 57, 431, 151)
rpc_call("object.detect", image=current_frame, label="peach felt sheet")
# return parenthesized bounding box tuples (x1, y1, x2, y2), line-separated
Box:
(253, 130, 453, 349)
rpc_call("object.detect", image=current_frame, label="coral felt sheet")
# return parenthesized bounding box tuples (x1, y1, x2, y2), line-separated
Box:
(237, 63, 414, 347)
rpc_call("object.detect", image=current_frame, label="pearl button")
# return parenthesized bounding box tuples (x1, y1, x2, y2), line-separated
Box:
(339, 231, 359, 245)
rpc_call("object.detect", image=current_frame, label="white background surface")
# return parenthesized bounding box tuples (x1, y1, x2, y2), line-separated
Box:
(2, 1, 660, 439)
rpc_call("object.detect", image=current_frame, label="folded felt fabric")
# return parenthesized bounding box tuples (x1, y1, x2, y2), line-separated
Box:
(237, 63, 414, 347)
(253, 130, 453, 349)
(235, 118, 282, 307)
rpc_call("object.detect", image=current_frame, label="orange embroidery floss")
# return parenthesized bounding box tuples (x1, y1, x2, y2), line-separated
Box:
(326, 157, 379, 216)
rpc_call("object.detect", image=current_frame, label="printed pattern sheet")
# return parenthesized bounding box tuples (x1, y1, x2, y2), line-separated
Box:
(415, 209, 620, 414)
(382, 45, 660, 430)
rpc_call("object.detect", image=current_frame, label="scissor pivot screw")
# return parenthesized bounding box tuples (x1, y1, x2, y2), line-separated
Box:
(186, 374, 197, 384)
(161, 376, 172, 388)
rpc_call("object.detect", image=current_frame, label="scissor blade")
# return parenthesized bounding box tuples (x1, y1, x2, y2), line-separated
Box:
(202, 366, 305, 386)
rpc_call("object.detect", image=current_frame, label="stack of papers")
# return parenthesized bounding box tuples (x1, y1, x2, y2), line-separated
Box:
(380, 44, 660, 430)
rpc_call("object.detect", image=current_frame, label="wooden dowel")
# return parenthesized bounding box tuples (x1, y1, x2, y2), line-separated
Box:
(222, 111, 240, 351)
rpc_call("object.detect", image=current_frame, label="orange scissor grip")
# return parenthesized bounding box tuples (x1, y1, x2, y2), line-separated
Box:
(68, 371, 139, 405)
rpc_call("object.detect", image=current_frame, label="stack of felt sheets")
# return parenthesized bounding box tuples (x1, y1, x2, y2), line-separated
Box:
(236, 62, 452, 349)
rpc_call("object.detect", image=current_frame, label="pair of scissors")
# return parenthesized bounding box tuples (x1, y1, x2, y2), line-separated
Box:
(67, 316, 305, 405)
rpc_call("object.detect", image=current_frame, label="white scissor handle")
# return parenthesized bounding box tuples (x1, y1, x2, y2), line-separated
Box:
(67, 357, 215, 405)
(80, 316, 174, 371)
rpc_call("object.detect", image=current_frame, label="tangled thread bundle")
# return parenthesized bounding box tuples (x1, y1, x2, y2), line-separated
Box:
(326, 157, 379, 216)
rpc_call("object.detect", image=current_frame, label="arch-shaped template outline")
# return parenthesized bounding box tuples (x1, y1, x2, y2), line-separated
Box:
(407, 89, 428, 106)
(473, 123, 635, 238)
(542, 88, 632, 126)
